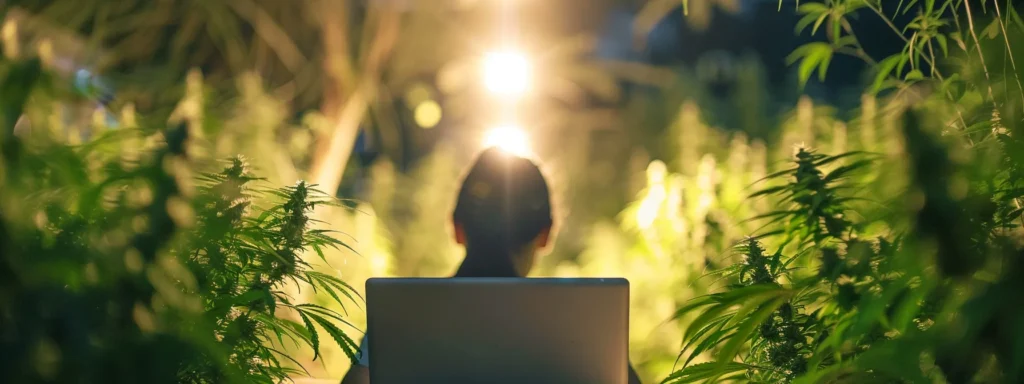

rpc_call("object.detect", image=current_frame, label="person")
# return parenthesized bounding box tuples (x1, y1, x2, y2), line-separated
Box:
(340, 147, 643, 384)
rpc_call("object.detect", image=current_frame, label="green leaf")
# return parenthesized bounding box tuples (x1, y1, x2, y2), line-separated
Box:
(266, 347, 312, 377)
(1010, 4, 1024, 31)
(679, 316, 733, 367)
(797, 2, 830, 14)
(256, 314, 313, 349)
(747, 210, 801, 222)
(306, 311, 361, 363)
(960, 90, 984, 107)
(713, 296, 788, 378)
(890, 283, 930, 333)
(981, 19, 1000, 39)
(791, 364, 849, 384)
(684, 328, 740, 369)
(813, 151, 877, 166)
(823, 159, 874, 183)
(901, 0, 920, 15)
(843, 0, 869, 14)
(211, 289, 265, 312)
(851, 339, 930, 383)
(794, 11, 824, 35)
(835, 35, 858, 48)
(897, 51, 911, 78)
(723, 288, 788, 331)
(311, 274, 349, 315)
(872, 55, 902, 93)
(260, 316, 290, 348)
(935, 34, 948, 57)
(749, 229, 786, 241)
(307, 271, 365, 307)
(787, 43, 834, 87)
(670, 296, 719, 322)
(294, 303, 359, 329)
(683, 303, 734, 343)
(750, 185, 790, 198)
(812, 13, 829, 35)
(905, 69, 924, 81)
(894, 0, 909, 15)
(298, 311, 320, 361)
(670, 286, 793, 380)
(818, 44, 833, 81)
(662, 361, 757, 384)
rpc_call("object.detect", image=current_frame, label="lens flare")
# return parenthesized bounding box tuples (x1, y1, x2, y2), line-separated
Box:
(483, 125, 530, 157)
(483, 51, 529, 96)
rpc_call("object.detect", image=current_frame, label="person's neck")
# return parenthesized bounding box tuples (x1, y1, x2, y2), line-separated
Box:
(454, 247, 527, 278)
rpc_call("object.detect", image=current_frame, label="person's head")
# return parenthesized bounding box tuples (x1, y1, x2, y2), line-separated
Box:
(452, 148, 553, 277)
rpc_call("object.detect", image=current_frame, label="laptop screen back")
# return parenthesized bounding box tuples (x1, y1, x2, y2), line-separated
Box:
(365, 277, 629, 384)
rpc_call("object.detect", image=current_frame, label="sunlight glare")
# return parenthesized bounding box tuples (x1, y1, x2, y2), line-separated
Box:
(483, 51, 530, 96)
(483, 125, 530, 157)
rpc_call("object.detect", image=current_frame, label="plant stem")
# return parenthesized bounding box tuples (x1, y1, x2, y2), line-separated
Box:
(865, 2, 940, 72)
(993, 0, 1024, 113)
(962, 0, 1000, 110)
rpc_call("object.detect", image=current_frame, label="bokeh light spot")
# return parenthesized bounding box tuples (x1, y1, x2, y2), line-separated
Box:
(414, 100, 443, 129)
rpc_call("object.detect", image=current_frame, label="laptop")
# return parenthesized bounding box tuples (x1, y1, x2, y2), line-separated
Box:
(365, 277, 630, 384)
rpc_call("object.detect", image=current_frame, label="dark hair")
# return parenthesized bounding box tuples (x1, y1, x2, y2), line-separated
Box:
(452, 148, 553, 276)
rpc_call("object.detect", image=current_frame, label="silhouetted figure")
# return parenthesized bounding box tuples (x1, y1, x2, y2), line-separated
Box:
(341, 147, 642, 384)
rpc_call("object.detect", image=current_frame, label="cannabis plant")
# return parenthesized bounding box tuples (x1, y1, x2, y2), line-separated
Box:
(176, 158, 362, 383)
(664, 147, 886, 383)
(661, 1, 1024, 382)
(0, 55, 360, 383)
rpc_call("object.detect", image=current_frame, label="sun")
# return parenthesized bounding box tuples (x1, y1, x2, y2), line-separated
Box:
(482, 51, 530, 96)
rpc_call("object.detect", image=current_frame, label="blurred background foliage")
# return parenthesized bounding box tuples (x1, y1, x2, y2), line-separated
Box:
(0, 54, 366, 383)
(6, 0, 1024, 383)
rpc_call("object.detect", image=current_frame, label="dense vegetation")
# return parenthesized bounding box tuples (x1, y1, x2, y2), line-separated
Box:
(664, 0, 1024, 382)
(4, 0, 1024, 383)
(0, 58, 360, 383)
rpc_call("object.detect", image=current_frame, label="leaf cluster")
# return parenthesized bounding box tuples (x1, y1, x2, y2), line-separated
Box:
(0, 55, 359, 383)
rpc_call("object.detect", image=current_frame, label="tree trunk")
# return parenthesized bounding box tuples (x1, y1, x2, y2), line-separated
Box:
(308, 0, 399, 196)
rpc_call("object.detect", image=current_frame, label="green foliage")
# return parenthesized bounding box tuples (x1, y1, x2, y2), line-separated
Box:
(180, 160, 364, 382)
(0, 54, 358, 383)
(7, 0, 325, 112)
(364, 147, 464, 277)
(668, 148, 887, 383)
(557, 103, 775, 383)
(667, 1, 1024, 382)
(14, 1, 1024, 384)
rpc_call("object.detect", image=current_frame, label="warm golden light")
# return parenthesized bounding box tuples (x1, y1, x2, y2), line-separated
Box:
(413, 100, 442, 128)
(482, 51, 529, 96)
(483, 125, 530, 157)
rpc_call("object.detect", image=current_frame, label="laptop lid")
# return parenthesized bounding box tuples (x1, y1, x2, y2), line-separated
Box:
(365, 277, 629, 384)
